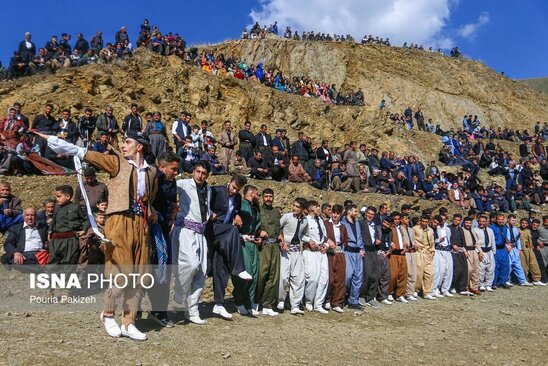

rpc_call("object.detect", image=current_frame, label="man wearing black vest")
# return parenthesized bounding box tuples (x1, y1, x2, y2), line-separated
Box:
(206, 175, 252, 320)
(171, 111, 191, 151)
(448, 214, 470, 295)
(359, 206, 381, 308)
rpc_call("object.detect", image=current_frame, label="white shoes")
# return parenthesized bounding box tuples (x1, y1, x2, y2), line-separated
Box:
(290, 308, 304, 315)
(324, 303, 331, 310)
(100, 312, 121, 338)
(250, 308, 260, 316)
(533, 281, 547, 286)
(277, 301, 285, 311)
(406, 295, 418, 301)
(262, 308, 279, 316)
(520, 281, 533, 287)
(315, 307, 329, 314)
(237, 271, 252, 280)
(397, 296, 408, 303)
(486, 286, 495, 292)
(413, 292, 418, 297)
(434, 290, 445, 298)
(332, 306, 344, 313)
(120, 323, 147, 341)
(380, 299, 393, 305)
(450, 289, 457, 294)
(187, 313, 207, 325)
(213, 304, 233, 320)
(442, 291, 454, 297)
(505, 281, 514, 287)
(424, 295, 436, 300)
(305, 303, 314, 312)
(479, 286, 486, 292)
(236, 305, 249, 315)
(387, 295, 395, 301)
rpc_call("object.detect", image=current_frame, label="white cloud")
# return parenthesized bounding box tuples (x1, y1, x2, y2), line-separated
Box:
(250, 0, 454, 48)
(458, 12, 490, 40)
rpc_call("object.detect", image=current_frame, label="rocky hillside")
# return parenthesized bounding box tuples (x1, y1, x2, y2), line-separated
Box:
(203, 39, 548, 128)
(521, 77, 548, 96)
(0, 39, 545, 217)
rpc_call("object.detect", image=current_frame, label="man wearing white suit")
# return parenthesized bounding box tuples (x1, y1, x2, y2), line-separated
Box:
(172, 161, 211, 325)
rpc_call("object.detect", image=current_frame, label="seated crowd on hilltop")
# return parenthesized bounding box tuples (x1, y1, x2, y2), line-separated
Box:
(241, 21, 461, 58)
(2, 101, 547, 217)
(0, 19, 186, 81)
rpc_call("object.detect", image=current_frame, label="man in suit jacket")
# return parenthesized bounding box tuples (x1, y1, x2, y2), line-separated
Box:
(206, 175, 252, 320)
(359, 206, 382, 307)
(253, 124, 272, 159)
(2, 207, 47, 265)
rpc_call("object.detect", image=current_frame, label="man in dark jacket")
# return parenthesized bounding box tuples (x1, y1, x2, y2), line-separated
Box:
(74, 33, 90, 55)
(2, 207, 48, 265)
(18, 32, 36, 64)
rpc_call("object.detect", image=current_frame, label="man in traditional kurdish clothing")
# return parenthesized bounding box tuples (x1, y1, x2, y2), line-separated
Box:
(48, 185, 88, 266)
(218, 120, 238, 171)
(172, 160, 211, 325)
(400, 213, 418, 301)
(341, 204, 364, 310)
(233, 185, 262, 316)
(388, 212, 409, 303)
(413, 215, 436, 300)
(462, 216, 482, 295)
(36, 129, 158, 341)
(257, 188, 282, 316)
(324, 204, 347, 313)
(475, 215, 496, 291)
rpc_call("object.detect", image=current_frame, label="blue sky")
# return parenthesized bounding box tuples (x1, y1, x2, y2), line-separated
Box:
(1, 0, 546, 79)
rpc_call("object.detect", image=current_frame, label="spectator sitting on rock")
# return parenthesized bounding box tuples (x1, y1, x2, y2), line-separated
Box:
(269, 145, 287, 182)
(288, 155, 310, 183)
(37, 198, 55, 227)
(0, 181, 23, 232)
(201, 145, 225, 175)
(248, 150, 271, 180)
(92, 132, 110, 153)
(1, 207, 48, 266)
(229, 150, 251, 176)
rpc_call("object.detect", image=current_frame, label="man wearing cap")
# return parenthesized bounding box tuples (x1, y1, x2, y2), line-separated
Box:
(36, 129, 158, 341)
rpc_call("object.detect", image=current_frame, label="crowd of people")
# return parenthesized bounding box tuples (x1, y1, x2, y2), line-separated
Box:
(1, 102, 548, 217)
(242, 21, 461, 58)
(192, 51, 365, 106)
(2, 146, 548, 341)
(0, 19, 189, 81)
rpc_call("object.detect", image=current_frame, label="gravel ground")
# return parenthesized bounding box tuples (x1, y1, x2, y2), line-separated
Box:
(0, 284, 546, 366)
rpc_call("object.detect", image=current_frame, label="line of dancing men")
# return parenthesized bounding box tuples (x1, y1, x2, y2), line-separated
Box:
(170, 160, 548, 327)
(39, 131, 547, 341)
